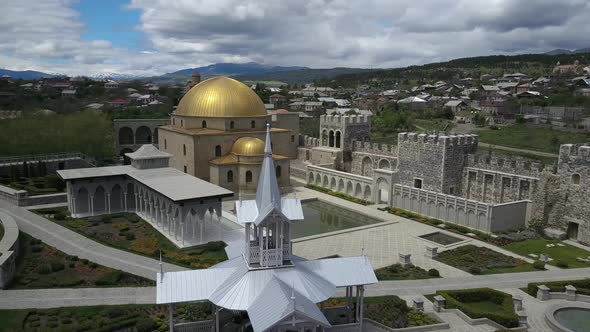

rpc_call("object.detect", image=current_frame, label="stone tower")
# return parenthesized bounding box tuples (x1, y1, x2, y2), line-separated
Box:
(396, 132, 478, 195)
(318, 114, 371, 171)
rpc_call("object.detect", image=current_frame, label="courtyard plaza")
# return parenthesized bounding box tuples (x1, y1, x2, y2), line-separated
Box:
(2, 181, 590, 330)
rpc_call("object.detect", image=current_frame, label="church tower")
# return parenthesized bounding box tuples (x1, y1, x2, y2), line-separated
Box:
(235, 124, 304, 268)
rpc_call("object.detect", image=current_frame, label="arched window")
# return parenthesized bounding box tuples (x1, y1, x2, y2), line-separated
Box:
(172, 118, 175, 125)
(246, 171, 253, 183)
(572, 173, 581, 185)
(181, 120, 183, 127)
(230, 121, 235, 129)
(202, 121, 207, 128)
(183, 144, 186, 156)
(251, 121, 255, 128)
(164, 139, 167, 149)
(227, 170, 234, 183)
(215, 145, 221, 157)
(276, 165, 282, 178)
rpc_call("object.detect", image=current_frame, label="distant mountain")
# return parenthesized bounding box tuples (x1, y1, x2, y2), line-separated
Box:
(0, 68, 57, 80)
(160, 62, 307, 81)
(234, 67, 377, 84)
(545, 47, 590, 55)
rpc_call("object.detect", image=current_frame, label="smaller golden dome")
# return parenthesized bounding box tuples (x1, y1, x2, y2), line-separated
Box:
(231, 137, 265, 156)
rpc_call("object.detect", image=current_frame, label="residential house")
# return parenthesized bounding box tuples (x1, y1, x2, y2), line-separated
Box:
(108, 98, 129, 107)
(444, 100, 467, 112)
(288, 101, 323, 113)
(61, 89, 76, 97)
(104, 80, 120, 89)
(496, 82, 519, 94)
(269, 94, 286, 107)
(397, 96, 427, 110)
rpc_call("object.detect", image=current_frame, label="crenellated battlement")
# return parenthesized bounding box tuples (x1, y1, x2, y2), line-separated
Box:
(467, 154, 545, 177)
(559, 143, 590, 165)
(351, 140, 396, 156)
(320, 114, 371, 126)
(299, 134, 320, 148)
(397, 132, 479, 148)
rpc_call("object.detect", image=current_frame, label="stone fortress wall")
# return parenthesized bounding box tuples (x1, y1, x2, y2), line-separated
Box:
(532, 144, 590, 244)
(293, 113, 589, 237)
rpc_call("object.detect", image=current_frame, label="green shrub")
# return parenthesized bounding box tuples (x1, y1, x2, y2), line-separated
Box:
(106, 307, 125, 318)
(205, 241, 226, 251)
(556, 260, 569, 268)
(125, 233, 135, 241)
(31, 246, 42, 253)
(428, 269, 440, 277)
(35, 265, 51, 274)
(54, 212, 67, 220)
(89, 262, 98, 269)
(533, 261, 546, 270)
(50, 261, 65, 272)
(468, 266, 482, 275)
(436, 288, 518, 328)
(95, 271, 123, 286)
(68, 262, 75, 268)
(136, 318, 158, 332)
(81, 259, 89, 265)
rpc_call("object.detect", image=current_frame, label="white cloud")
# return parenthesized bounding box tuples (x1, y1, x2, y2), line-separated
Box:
(0, 0, 589, 76)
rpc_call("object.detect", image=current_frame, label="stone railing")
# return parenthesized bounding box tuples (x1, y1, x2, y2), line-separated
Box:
(0, 185, 67, 207)
(0, 152, 86, 166)
(392, 184, 529, 233)
(364, 317, 450, 332)
(0, 212, 20, 289)
(174, 320, 214, 332)
(536, 284, 590, 303)
(323, 322, 360, 332)
(307, 165, 374, 201)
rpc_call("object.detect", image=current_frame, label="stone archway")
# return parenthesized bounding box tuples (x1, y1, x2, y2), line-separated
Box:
(329, 130, 335, 147)
(126, 182, 136, 210)
(361, 157, 373, 177)
(322, 175, 329, 188)
(354, 183, 362, 198)
(376, 178, 390, 204)
(93, 186, 106, 215)
(378, 159, 391, 170)
(308, 172, 315, 184)
(118, 127, 134, 144)
(346, 181, 353, 195)
(76, 187, 89, 214)
(111, 184, 123, 212)
(337, 179, 344, 192)
(135, 126, 152, 144)
(335, 131, 341, 148)
(364, 185, 372, 201)
(321, 129, 328, 146)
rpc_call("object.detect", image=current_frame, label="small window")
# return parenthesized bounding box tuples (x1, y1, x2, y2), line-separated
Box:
(181, 120, 183, 127)
(164, 139, 167, 149)
(276, 165, 282, 178)
(172, 118, 175, 125)
(183, 144, 186, 156)
(202, 121, 207, 128)
(572, 173, 581, 185)
(291, 135, 295, 143)
(251, 121, 255, 128)
(449, 186, 455, 195)
(215, 145, 221, 157)
(414, 178, 422, 189)
(227, 170, 234, 183)
(183, 166, 187, 173)
(246, 171, 253, 183)
(230, 121, 235, 129)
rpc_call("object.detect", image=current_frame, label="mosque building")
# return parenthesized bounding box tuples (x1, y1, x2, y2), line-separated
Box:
(157, 75, 298, 193)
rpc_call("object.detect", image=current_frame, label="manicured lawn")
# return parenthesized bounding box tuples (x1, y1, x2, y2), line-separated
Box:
(430, 288, 519, 328)
(0, 302, 211, 332)
(10, 232, 153, 289)
(414, 119, 453, 132)
(375, 263, 440, 280)
(36, 207, 227, 269)
(435, 244, 538, 275)
(324, 295, 438, 328)
(503, 238, 590, 268)
(475, 125, 590, 153)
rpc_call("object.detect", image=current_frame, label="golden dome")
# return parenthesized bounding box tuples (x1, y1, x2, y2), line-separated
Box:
(176, 76, 267, 118)
(231, 137, 265, 155)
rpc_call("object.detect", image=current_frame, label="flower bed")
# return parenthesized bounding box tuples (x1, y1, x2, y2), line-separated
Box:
(435, 244, 538, 275)
(435, 288, 519, 328)
(36, 208, 227, 269)
(375, 263, 440, 280)
(10, 232, 153, 289)
(305, 184, 373, 205)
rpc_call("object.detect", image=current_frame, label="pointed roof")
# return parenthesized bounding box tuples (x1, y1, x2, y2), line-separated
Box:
(125, 144, 171, 160)
(255, 124, 282, 213)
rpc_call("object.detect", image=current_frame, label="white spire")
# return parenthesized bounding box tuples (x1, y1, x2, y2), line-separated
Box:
(255, 123, 282, 212)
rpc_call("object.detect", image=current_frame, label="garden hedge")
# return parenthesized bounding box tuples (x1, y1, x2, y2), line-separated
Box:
(526, 279, 590, 297)
(436, 288, 519, 328)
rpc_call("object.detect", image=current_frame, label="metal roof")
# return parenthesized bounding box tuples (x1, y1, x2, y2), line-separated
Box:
(248, 278, 331, 332)
(126, 144, 171, 160)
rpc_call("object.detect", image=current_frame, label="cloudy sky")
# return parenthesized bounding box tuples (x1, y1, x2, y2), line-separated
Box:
(1, 0, 589, 76)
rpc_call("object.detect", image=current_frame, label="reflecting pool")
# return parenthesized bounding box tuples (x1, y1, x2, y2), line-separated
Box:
(294, 200, 382, 238)
(554, 308, 590, 332)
